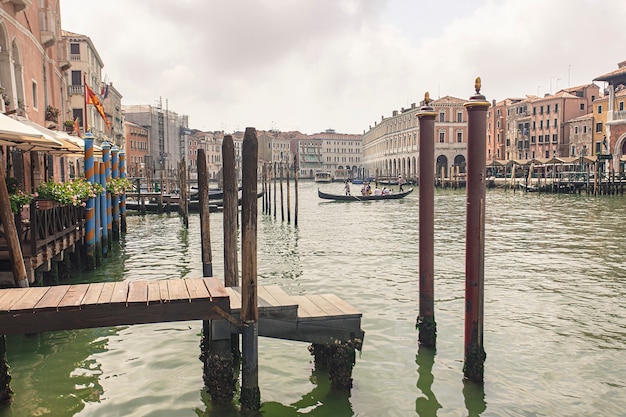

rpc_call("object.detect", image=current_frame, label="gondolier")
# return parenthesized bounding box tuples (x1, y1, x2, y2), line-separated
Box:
(398, 175, 406, 192)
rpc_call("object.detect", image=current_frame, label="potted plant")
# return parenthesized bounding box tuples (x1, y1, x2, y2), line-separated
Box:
(106, 177, 133, 195)
(45, 105, 60, 123)
(36, 178, 104, 208)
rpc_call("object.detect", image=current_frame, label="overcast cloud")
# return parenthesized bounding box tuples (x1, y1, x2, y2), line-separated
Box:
(61, 0, 626, 134)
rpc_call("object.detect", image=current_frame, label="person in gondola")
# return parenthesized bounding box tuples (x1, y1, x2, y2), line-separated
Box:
(398, 174, 406, 192)
(344, 180, 351, 196)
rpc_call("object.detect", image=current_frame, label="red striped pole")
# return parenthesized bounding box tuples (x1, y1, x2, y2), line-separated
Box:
(463, 78, 490, 382)
(416, 92, 437, 347)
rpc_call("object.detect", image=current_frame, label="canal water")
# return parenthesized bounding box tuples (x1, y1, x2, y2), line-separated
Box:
(2, 182, 625, 417)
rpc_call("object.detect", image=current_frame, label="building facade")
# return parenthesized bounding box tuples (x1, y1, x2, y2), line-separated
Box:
(362, 96, 468, 180)
(122, 102, 189, 184)
(124, 121, 149, 178)
(62, 30, 107, 141)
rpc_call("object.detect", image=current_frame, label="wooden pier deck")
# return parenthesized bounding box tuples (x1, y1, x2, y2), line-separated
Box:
(0, 280, 364, 346)
(225, 285, 364, 346)
(0, 277, 230, 335)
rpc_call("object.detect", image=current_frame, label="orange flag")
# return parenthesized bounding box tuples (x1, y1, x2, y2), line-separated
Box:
(85, 83, 111, 129)
(73, 117, 80, 135)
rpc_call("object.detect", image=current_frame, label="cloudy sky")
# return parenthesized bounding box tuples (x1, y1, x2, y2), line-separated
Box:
(60, 0, 626, 135)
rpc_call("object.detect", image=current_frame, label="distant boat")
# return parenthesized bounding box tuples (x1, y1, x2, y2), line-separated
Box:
(318, 187, 413, 201)
(314, 171, 333, 183)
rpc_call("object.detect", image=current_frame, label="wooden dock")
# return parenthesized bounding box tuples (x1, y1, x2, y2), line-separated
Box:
(0, 277, 230, 335)
(0, 280, 363, 346)
(225, 285, 364, 346)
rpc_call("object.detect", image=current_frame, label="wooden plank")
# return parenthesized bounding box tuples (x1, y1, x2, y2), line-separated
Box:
(147, 281, 162, 304)
(319, 294, 361, 317)
(185, 278, 210, 300)
(225, 287, 241, 311)
(127, 280, 148, 305)
(58, 284, 90, 310)
(34, 286, 70, 311)
(305, 294, 345, 317)
(8, 287, 49, 312)
(203, 277, 228, 300)
(82, 283, 105, 306)
(0, 288, 30, 311)
(110, 281, 129, 304)
(158, 280, 169, 302)
(97, 282, 116, 304)
(0, 289, 20, 309)
(257, 286, 278, 306)
(167, 279, 189, 302)
(292, 295, 326, 318)
(262, 285, 297, 308)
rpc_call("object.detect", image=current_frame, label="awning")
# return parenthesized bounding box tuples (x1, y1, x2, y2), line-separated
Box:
(18, 118, 82, 155)
(0, 113, 64, 151)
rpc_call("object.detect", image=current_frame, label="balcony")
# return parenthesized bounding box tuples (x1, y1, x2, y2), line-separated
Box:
(68, 85, 84, 96)
(40, 30, 56, 48)
(2, 0, 32, 12)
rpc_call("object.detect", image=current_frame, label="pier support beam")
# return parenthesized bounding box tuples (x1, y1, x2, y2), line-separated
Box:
(463, 78, 489, 383)
(0, 335, 11, 403)
(240, 128, 260, 412)
(309, 340, 358, 389)
(416, 92, 437, 348)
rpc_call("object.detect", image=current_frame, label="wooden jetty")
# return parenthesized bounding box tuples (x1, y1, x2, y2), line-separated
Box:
(225, 285, 363, 346)
(0, 277, 230, 335)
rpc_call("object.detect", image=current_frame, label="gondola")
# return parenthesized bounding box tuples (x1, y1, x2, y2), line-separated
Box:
(317, 187, 413, 201)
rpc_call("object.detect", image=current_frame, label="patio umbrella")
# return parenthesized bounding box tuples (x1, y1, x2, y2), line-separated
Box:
(0, 113, 64, 151)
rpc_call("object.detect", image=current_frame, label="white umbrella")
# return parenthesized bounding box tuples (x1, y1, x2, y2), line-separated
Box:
(0, 113, 63, 151)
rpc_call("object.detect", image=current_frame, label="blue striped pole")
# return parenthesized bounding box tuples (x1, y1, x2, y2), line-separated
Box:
(111, 146, 120, 241)
(99, 161, 108, 256)
(102, 141, 112, 251)
(119, 150, 127, 233)
(94, 161, 102, 266)
(83, 131, 96, 270)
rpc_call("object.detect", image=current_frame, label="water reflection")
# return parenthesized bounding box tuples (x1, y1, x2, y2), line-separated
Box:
(197, 369, 353, 417)
(415, 346, 441, 416)
(462, 380, 486, 416)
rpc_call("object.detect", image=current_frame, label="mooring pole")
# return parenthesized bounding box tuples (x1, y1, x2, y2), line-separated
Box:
(222, 136, 238, 287)
(111, 146, 120, 241)
(0, 158, 28, 288)
(83, 131, 96, 270)
(241, 127, 260, 411)
(463, 77, 489, 383)
(273, 161, 277, 219)
(119, 151, 127, 233)
(198, 151, 213, 277)
(280, 161, 285, 222)
(294, 155, 299, 227)
(222, 135, 240, 361)
(416, 92, 437, 347)
(101, 141, 112, 251)
(286, 161, 291, 223)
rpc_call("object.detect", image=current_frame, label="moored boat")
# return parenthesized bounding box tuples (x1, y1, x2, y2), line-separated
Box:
(318, 187, 413, 201)
(314, 171, 333, 183)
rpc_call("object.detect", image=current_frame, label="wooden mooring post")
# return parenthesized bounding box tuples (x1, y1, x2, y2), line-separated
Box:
(463, 78, 489, 383)
(294, 155, 299, 227)
(416, 92, 437, 347)
(241, 127, 260, 411)
(198, 148, 236, 403)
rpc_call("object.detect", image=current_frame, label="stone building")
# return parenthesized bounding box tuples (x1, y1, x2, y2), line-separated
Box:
(362, 96, 468, 181)
(593, 60, 626, 173)
(124, 121, 149, 178)
(123, 102, 189, 184)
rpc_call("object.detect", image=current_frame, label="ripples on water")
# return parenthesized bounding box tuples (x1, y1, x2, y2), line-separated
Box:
(2, 183, 625, 417)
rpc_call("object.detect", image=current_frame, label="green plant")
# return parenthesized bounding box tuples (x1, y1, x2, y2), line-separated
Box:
(36, 177, 104, 207)
(9, 190, 33, 213)
(106, 177, 133, 194)
(64, 119, 75, 127)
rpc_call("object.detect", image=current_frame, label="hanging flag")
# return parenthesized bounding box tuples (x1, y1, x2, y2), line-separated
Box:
(85, 83, 111, 129)
(73, 117, 80, 135)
